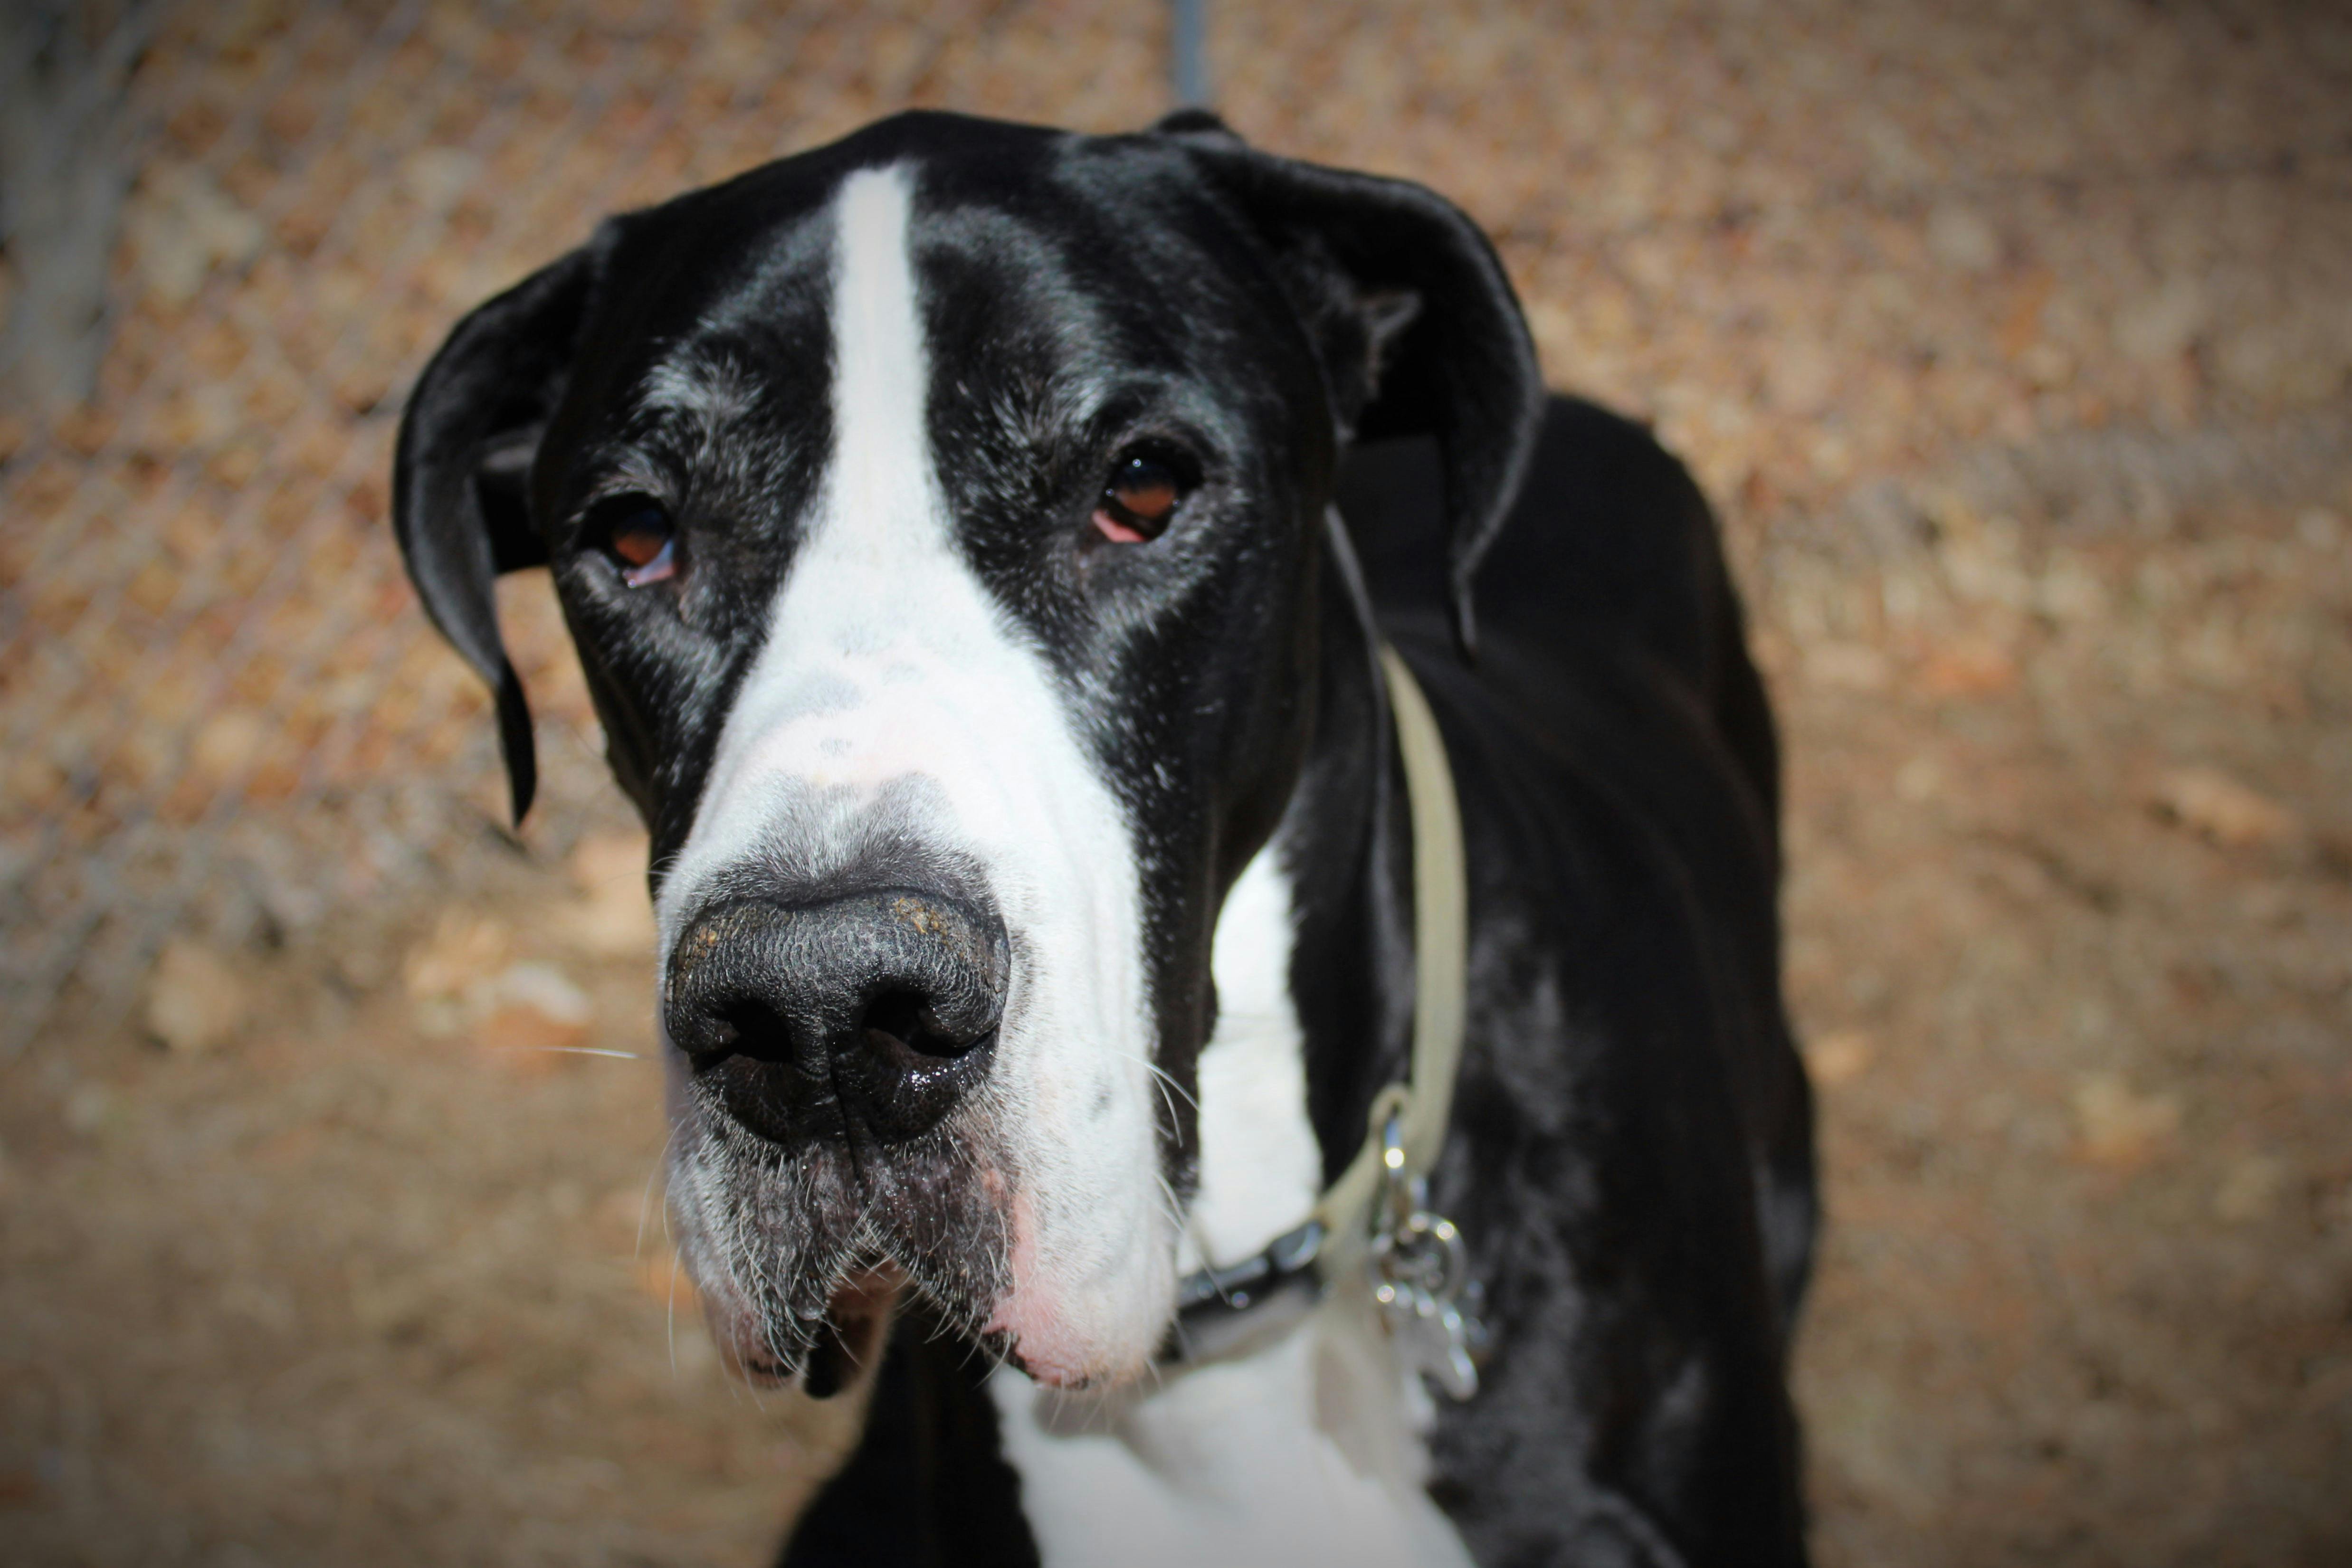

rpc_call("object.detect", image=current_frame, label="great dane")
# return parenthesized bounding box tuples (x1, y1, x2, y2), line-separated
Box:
(393, 109, 1816, 1567)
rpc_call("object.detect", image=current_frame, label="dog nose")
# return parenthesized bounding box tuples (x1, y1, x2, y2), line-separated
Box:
(665, 890, 1008, 1144)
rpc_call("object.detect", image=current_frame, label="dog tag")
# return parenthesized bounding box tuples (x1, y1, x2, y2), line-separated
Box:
(1390, 1276, 1481, 1400)
(1367, 1120, 1489, 1401)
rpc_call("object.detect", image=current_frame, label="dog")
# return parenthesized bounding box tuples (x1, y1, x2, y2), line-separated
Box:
(392, 109, 1816, 1568)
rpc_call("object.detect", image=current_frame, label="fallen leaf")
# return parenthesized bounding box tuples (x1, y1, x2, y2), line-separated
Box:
(598, 1186, 655, 1249)
(2114, 278, 2204, 364)
(398, 147, 481, 212)
(122, 165, 267, 307)
(2150, 767, 2301, 850)
(1926, 200, 2000, 274)
(1920, 639, 2018, 698)
(62, 1082, 114, 1136)
(1894, 756, 1943, 803)
(1999, 268, 2057, 359)
(1765, 342, 1838, 418)
(2072, 1072, 2181, 1171)
(1806, 1029, 1876, 1086)
(475, 1003, 587, 1065)
(2213, 1154, 2287, 1223)
(570, 830, 651, 893)
(143, 938, 250, 1054)
(1805, 641, 1893, 693)
(561, 830, 657, 959)
(559, 887, 657, 960)
(470, 961, 594, 1066)
(635, 1248, 702, 1313)
(403, 911, 513, 1003)
(189, 709, 268, 787)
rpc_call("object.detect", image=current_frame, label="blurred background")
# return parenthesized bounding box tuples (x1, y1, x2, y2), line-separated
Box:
(2, 0, 2348, 1563)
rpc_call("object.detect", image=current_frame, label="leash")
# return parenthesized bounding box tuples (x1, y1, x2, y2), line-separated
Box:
(1165, 641, 1488, 1399)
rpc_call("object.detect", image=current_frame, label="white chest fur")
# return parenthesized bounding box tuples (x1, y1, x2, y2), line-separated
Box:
(990, 850, 1474, 1568)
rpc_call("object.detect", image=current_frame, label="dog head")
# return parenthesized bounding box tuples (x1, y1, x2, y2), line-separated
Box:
(392, 111, 1539, 1390)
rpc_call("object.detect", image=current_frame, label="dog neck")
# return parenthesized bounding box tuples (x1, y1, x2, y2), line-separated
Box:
(1276, 509, 1424, 1219)
(1168, 508, 1426, 1321)
(987, 523, 1477, 1564)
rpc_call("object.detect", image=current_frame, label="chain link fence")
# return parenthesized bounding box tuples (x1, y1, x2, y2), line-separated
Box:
(5, 0, 2349, 1062)
(0, 0, 1185, 1058)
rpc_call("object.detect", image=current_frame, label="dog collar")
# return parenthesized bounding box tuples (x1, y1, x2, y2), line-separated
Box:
(1164, 642, 1488, 1398)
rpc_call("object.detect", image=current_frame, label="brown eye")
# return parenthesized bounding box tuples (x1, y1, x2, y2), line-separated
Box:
(1093, 454, 1186, 544)
(1112, 458, 1178, 522)
(591, 495, 678, 586)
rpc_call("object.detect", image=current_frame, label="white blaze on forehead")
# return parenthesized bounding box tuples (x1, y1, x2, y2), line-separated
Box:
(830, 165, 928, 581)
(658, 164, 1174, 1386)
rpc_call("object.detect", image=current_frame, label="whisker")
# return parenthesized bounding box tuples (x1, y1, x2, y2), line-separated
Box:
(1110, 1049, 1199, 1145)
(637, 1119, 682, 1261)
(1150, 1064, 1199, 1113)
(666, 1250, 682, 1380)
(1143, 1159, 1192, 1253)
(1151, 1075, 1183, 1134)
(489, 1044, 645, 1060)
(1107, 1048, 1199, 1112)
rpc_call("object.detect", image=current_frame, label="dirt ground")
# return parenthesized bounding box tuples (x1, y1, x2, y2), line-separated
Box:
(4, 1, 2351, 1565)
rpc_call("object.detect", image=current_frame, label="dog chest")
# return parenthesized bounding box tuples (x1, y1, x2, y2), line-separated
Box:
(990, 1299, 1475, 1568)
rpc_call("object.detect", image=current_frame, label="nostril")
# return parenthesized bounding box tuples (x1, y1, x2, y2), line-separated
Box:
(716, 999, 793, 1062)
(860, 988, 980, 1061)
(665, 889, 1006, 1143)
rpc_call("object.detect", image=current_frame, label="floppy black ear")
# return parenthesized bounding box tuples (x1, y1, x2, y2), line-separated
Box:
(1172, 132, 1543, 656)
(391, 237, 604, 826)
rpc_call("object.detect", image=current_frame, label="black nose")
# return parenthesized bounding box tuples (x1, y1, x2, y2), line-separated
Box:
(665, 890, 1009, 1144)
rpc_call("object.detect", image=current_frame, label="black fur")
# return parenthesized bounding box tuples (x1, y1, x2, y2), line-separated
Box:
(782, 1308, 1040, 1568)
(393, 110, 1814, 1567)
(1337, 407, 1813, 1563)
(391, 236, 607, 822)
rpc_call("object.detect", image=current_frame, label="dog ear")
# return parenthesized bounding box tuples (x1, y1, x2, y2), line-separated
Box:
(391, 235, 606, 826)
(1181, 143, 1543, 656)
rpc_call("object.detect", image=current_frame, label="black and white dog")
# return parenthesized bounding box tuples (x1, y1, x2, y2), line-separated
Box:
(394, 110, 1816, 1567)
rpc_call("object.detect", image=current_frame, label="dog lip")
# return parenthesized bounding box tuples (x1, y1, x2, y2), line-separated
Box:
(800, 1261, 906, 1397)
(701, 1260, 909, 1395)
(828, 1260, 907, 1320)
(1003, 1349, 1098, 1390)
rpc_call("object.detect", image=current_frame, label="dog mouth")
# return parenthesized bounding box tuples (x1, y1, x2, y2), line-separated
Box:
(659, 876, 1174, 1396)
(730, 1259, 909, 1397)
(681, 1157, 1146, 1396)
(714, 1252, 1065, 1397)
(676, 1112, 1020, 1396)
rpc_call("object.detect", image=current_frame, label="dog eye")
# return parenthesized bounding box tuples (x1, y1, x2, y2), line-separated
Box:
(591, 495, 678, 586)
(1093, 453, 1187, 544)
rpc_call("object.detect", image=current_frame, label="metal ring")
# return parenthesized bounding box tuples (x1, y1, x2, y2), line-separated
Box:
(1371, 1208, 1468, 1302)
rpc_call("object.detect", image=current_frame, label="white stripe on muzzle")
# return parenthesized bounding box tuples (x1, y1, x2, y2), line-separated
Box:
(657, 165, 1174, 1387)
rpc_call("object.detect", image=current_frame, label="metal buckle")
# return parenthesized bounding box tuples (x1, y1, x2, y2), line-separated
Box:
(1367, 1112, 1488, 1400)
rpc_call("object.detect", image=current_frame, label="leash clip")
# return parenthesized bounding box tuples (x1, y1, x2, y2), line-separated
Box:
(1368, 1111, 1487, 1401)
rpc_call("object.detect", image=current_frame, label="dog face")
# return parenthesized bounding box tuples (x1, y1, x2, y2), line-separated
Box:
(393, 112, 1538, 1390)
